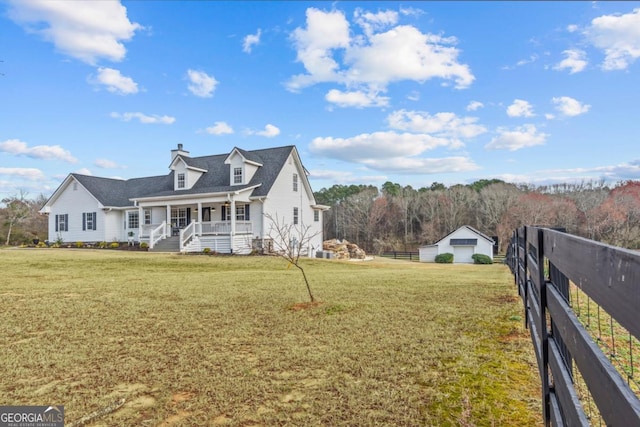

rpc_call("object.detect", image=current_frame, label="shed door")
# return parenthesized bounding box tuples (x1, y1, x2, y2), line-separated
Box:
(454, 247, 474, 263)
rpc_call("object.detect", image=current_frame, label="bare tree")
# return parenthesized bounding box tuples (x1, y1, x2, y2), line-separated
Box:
(264, 212, 320, 302)
(2, 190, 31, 245)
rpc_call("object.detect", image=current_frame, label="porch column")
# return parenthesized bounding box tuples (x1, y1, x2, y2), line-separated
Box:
(138, 205, 143, 239)
(197, 202, 202, 236)
(166, 204, 171, 236)
(230, 198, 236, 252)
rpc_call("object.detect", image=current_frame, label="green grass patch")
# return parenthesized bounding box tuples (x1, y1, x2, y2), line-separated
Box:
(0, 250, 541, 426)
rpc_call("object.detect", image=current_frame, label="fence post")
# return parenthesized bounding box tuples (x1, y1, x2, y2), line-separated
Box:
(536, 227, 551, 426)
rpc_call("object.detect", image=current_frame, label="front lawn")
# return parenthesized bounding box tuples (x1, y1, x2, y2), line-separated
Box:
(0, 249, 541, 426)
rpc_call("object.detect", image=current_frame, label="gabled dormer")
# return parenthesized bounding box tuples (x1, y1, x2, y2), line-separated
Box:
(169, 144, 207, 190)
(224, 147, 263, 186)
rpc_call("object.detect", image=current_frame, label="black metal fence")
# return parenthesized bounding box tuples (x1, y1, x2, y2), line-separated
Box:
(506, 226, 640, 426)
(380, 251, 419, 261)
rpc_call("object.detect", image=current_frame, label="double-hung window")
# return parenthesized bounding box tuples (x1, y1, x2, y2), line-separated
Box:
(293, 207, 299, 225)
(128, 212, 139, 229)
(234, 167, 243, 184)
(83, 212, 97, 231)
(177, 173, 186, 189)
(314, 210, 319, 222)
(221, 204, 250, 221)
(55, 214, 68, 232)
(144, 209, 151, 225)
(293, 173, 298, 192)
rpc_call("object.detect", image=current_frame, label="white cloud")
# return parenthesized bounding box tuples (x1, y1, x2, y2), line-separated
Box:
(94, 159, 124, 169)
(552, 96, 591, 116)
(246, 124, 280, 138)
(407, 91, 420, 101)
(585, 8, 640, 70)
(344, 25, 474, 89)
(0, 139, 77, 163)
(506, 99, 535, 118)
(325, 89, 389, 108)
(110, 112, 175, 124)
(498, 160, 640, 185)
(554, 49, 588, 74)
(7, 0, 141, 65)
(186, 69, 218, 98)
(205, 121, 234, 135)
(243, 29, 261, 53)
(309, 130, 479, 175)
(75, 168, 92, 176)
(361, 156, 479, 174)
(91, 67, 138, 95)
(466, 101, 484, 111)
(0, 167, 46, 180)
(516, 54, 539, 67)
(310, 131, 455, 162)
(309, 169, 387, 184)
(567, 24, 579, 33)
(387, 110, 486, 144)
(287, 7, 474, 100)
(485, 124, 548, 151)
(288, 8, 350, 91)
(354, 8, 399, 37)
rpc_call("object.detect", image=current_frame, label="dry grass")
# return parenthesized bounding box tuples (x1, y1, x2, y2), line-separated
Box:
(0, 249, 541, 426)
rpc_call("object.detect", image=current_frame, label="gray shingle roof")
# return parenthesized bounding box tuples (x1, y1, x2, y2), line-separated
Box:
(71, 145, 296, 207)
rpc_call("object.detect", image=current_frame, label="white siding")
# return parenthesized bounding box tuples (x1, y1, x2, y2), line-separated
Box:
(186, 169, 203, 189)
(262, 154, 323, 256)
(419, 245, 438, 263)
(103, 210, 125, 242)
(434, 226, 494, 264)
(48, 179, 105, 243)
(228, 155, 244, 185)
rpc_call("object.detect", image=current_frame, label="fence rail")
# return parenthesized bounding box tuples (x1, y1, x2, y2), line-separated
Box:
(380, 251, 419, 261)
(506, 226, 640, 426)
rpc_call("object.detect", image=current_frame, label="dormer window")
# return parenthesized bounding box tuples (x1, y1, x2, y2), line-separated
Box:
(177, 173, 186, 189)
(234, 167, 243, 184)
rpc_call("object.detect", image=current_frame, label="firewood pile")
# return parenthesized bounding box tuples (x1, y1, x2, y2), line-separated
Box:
(322, 239, 367, 260)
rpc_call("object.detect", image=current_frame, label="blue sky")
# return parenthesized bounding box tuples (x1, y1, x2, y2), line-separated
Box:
(1, 1, 639, 200)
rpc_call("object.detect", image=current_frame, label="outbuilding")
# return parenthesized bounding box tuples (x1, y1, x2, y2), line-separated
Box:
(419, 225, 495, 264)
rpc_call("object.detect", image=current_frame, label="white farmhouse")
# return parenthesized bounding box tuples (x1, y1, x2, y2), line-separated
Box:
(419, 225, 495, 263)
(40, 145, 329, 254)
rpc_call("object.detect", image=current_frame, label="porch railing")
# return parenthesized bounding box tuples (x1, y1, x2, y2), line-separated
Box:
(199, 221, 252, 234)
(180, 221, 197, 252)
(148, 221, 167, 249)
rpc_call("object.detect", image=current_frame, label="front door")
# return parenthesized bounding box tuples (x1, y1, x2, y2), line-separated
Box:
(171, 207, 191, 228)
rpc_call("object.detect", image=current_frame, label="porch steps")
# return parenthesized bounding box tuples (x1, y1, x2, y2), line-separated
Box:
(150, 236, 180, 252)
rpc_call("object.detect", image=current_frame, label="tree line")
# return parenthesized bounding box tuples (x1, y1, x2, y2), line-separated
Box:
(314, 179, 640, 254)
(3, 179, 640, 252)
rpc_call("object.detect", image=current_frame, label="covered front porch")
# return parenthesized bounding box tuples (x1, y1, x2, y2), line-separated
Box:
(131, 195, 260, 253)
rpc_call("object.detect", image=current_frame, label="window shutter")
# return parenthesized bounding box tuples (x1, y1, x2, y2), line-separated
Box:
(55, 215, 59, 232)
(93, 212, 97, 230)
(245, 204, 250, 221)
(82, 213, 86, 231)
(64, 214, 69, 231)
(221, 205, 226, 221)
